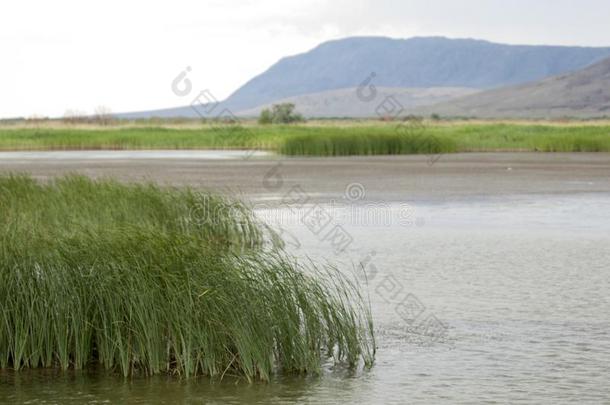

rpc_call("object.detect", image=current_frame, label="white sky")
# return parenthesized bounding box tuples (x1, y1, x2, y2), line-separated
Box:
(2, 0, 610, 118)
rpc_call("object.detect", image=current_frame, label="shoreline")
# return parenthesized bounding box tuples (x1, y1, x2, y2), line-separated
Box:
(1, 152, 608, 203)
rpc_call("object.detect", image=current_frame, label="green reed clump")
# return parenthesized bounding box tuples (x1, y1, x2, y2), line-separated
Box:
(279, 130, 457, 156)
(0, 175, 374, 380)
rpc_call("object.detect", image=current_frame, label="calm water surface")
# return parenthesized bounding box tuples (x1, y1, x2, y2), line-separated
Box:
(1, 192, 609, 404)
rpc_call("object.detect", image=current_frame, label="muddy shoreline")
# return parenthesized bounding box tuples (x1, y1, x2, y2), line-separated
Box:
(1, 152, 608, 203)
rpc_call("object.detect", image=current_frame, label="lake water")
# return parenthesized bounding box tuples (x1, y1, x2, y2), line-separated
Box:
(0, 150, 269, 161)
(2, 190, 608, 404)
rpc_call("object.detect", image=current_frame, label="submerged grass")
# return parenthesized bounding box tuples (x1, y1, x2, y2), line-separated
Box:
(0, 175, 374, 380)
(0, 122, 609, 155)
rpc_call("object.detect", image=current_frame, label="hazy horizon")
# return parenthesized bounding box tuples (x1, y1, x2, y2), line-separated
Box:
(4, 0, 610, 118)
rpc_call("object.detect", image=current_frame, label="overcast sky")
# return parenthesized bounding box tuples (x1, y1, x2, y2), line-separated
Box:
(2, 0, 610, 118)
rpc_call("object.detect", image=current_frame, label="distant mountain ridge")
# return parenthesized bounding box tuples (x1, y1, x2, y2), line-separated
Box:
(119, 36, 610, 119)
(222, 36, 610, 112)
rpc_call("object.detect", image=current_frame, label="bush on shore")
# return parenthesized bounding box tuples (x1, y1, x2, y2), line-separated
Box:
(259, 103, 304, 124)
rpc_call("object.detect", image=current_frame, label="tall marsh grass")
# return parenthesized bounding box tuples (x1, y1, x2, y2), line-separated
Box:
(0, 175, 374, 380)
(279, 131, 457, 156)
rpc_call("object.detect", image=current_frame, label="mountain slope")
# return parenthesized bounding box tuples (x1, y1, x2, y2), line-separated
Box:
(419, 56, 610, 118)
(118, 36, 610, 119)
(223, 36, 610, 112)
(237, 87, 479, 118)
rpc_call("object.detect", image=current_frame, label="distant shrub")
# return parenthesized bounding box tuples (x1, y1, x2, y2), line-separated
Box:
(62, 109, 87, 124)
(402, 114, 424, 123)
(259, 103, 304, 124)
(93, 106, 115, 126)
(258, 108, 273, 124)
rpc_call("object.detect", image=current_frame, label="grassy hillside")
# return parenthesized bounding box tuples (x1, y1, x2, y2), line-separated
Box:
(1, 121, 609, 154)
(236, 87, 479, 118)
(418, 56, 610, 119)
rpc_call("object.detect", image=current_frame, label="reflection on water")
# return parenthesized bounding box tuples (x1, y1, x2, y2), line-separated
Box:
(1, 193, 609, 403)
(0, 369, 318, 405)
